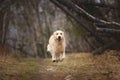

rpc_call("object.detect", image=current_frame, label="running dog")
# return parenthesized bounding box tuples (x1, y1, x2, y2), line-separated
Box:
(47, 30, 66, 62)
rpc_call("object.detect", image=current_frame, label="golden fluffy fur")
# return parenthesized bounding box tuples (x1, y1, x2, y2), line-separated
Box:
(47, 30, 66, 62)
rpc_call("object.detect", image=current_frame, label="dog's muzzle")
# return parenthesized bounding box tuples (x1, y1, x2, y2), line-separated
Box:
(58, 36, 61, 41)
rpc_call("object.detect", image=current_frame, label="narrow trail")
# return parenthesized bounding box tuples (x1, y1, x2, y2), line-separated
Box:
(34, 51, 120, 80)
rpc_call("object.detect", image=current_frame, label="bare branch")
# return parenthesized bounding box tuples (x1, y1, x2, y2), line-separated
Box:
(71, 0, 120, 9)
(96, 27, 120, 34)
(75, 4, 120, 26)
(52, 0, 120, 27)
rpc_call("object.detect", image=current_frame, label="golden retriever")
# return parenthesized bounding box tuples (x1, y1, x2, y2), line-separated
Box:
(47, 30, 66, 62)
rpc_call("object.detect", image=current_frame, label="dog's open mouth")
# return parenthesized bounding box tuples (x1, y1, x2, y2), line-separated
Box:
(58, 38, 61, 41)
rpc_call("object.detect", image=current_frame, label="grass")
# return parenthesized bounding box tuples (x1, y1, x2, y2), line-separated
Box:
(0, 57, 39, 80)
(0, 50, 120, 80)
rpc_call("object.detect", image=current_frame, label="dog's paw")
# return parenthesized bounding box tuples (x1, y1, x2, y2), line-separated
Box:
(62, 56, 66, 59)
(60, 58, 64, 62)
(52, 60, 56, 62)
(56, 60, 59, 63)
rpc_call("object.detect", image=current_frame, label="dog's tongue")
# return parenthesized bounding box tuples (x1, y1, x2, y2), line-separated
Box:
(58, 39, 61, 41)
(58, 38, 61, 41)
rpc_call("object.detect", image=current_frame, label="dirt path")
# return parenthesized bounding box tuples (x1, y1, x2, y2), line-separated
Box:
(36, 51, 120, 80)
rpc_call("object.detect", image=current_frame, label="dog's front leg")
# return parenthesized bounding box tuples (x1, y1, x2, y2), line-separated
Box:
(62, 52, 66, 59)
(52, 52, 56, 62)
(59, 53, 63, 62)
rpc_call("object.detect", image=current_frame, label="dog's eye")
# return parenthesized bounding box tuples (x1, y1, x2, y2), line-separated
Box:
(60, 33, 62, 35)
(56, 33, 58, 35)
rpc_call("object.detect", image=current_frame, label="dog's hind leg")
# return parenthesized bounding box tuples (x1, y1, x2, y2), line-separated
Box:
(62, 44, 66, 59)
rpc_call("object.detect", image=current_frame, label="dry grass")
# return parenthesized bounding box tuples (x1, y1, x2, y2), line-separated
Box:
(0, 50, 120, 80)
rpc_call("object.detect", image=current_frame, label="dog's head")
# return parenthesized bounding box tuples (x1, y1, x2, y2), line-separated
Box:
(53, 30, 64, 41)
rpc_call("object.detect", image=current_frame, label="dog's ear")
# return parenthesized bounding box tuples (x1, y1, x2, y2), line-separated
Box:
(53, 31, 56, 35)
(62, 31, 64, 36)
(53, 31, 57, 38)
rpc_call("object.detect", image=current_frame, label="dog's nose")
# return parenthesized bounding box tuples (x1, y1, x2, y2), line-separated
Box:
(58, 36, 61, 40)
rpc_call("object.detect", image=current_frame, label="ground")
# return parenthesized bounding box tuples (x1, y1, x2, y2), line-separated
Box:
(0, 50, 120, 80)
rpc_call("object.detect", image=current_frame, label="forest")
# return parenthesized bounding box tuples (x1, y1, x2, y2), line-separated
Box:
(0, 0, 120, 80)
